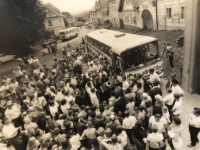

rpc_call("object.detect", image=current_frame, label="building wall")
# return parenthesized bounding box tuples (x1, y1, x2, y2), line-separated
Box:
(122, 0, 137, 30)
(45, 17, 65, 35)
(138, 0, 157, 30)
(157, 0, 185, 30)
(90, 12, 98, 23)
(108, 0, 121, 28)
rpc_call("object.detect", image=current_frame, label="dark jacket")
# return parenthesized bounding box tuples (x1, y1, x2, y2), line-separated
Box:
(90, 118, 105, 129)
(149, 87, 162, 105)
(114, 97, 126, 115)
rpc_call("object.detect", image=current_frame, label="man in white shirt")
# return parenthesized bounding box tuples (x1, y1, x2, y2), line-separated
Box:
(171, 79, 184, 96)
(171, 93, 182, 118)
(122, 111, 137, 145)
(4, 101, 22, 127)
(149, 68, 161, 87)
(149, 114, 167, 133)
(188, 108, 200, 147)
(122, 76, 129, 95)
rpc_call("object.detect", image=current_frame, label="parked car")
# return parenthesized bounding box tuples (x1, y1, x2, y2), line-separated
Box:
(0, 53, 15, 65)
(177, 36, 184, 46)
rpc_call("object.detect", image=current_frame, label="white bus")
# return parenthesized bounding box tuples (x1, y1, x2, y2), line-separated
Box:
(59, 27, 79, 41)
(85, 29, 163, 81)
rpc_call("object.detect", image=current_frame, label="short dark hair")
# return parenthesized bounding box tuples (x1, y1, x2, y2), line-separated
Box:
(173, 117, 181, 125)
(61, 99, 66, 105)
(90, 111, 96, 118)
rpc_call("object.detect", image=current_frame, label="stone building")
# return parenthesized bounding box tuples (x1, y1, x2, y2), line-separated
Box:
(89, 0, 108, 25)
(157, 0, 185, 30)
(108, 0, 124, 28)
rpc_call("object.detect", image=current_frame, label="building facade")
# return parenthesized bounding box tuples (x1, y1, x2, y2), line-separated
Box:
(122, 0, 157, 30)
(89, 0, 108, 25)
(108, 0, 124, 28)
(157, 0, 185, 30)
(44, 4, 65, 37)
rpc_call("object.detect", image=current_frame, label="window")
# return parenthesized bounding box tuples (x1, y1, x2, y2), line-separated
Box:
(127, 14, 129, 22)
(48, 20, 53, 26)
(181, 7, 184, 19)
(166, 8, 172, 18)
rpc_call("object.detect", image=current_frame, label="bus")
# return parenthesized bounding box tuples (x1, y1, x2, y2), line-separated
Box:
(85, 29, 163, 81)
(59, 27, 79, 41)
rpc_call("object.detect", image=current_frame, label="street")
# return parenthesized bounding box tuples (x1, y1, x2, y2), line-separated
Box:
(0, 27, 200, 150)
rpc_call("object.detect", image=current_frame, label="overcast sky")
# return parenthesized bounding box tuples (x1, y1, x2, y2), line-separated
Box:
(41, 0, 95, 15)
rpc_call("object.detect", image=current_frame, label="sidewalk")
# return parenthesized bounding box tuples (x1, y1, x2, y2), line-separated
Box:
(160, 78, 200, 150)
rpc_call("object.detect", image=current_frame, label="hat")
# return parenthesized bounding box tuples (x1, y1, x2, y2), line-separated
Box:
(174, 92, 180, 99)
(194, 107, 200, 110)
(155, 94, 162, 101)
(110, 114, 115, 120)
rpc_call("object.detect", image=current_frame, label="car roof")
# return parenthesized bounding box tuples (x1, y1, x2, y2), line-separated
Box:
(59, 27, 77, 32)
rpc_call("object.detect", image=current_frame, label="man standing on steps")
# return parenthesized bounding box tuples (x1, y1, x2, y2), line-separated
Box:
(188, 108, 200, 148)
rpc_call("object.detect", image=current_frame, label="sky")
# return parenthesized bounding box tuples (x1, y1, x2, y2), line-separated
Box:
(41, 0, 96, 15)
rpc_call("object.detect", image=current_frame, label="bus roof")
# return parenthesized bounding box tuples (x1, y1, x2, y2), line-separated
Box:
(59, 27, 77, 32)
(87, 29, 158, 55)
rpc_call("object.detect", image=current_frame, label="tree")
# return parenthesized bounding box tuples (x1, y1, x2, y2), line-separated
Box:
(0, 0, 50, 56)
(77, 17, 86, 22)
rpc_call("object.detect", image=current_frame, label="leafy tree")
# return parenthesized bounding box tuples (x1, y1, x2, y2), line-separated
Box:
(0, 0, 50, 56)
(77, 17, 86, 22)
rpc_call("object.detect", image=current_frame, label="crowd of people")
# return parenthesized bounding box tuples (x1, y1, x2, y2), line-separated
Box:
(0, 39, 197, 150)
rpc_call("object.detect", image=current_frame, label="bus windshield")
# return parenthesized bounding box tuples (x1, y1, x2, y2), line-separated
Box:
(121, 41, 159, 70)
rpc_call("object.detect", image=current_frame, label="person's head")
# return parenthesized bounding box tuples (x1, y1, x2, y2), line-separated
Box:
(195, 109, 200, 117)
(155, 94, 162, 101)
(24, 116, 31, 124)
(167, 88, 172, 94)
(138, 106, 144, 112)
(152, 124, 159, 133)
(172, 117, 181, 126)
(172, 78, 179, 86)
(6, 100, 13, 109)
(90, 111, 96, 118)
(162, 106, 168, 113)
(61, 99, 66, 105)
(136, 120, 143, 128)
(110, 114, 115, 121)
(155, 114, 161, 122)
(149, 68, 154, 74)
(142, 93, 149, 100)
(116, 126, 123, 135)
(163, 41, 166, 45)
(104, 128, 112, 138)
(152, 80, 159, 86)
(87, 121, 93, 128)
(111, 134, 118, 144)
(174, 92, 180, 100)
(124, 110, 129, 118)
(2, 118, 10, 125)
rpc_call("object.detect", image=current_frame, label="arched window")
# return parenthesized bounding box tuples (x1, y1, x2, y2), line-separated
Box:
(130, 13, 132, 22)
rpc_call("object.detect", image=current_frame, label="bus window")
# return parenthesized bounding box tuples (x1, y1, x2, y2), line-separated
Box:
(146, 42, 158, 63)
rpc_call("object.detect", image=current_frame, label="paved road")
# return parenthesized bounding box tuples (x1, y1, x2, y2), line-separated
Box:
(0, 26, 91, 81)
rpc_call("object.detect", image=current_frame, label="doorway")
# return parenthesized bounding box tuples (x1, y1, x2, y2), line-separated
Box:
(142, 9, 153, 30)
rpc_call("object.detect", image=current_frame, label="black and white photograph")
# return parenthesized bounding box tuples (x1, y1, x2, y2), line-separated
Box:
(0, 0, 199, 150)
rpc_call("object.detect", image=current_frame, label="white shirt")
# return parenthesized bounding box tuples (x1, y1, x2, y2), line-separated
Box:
(189, 113, 200, 128)
(172, 99, 182, 115)
(147, 133, 164, 148)
(5, 106, 21, 120)
(172, 85, 184, 96)
(122, 80, 129, 91)
(163, 93, 174, 105)
(122, 116, 137, 129)
(149, 116, 167, 131)
(49, 101, 59, 117)
(149, 72, 161, 83)
(1, 123, 18, 138)
(117, 131, 128, 147)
